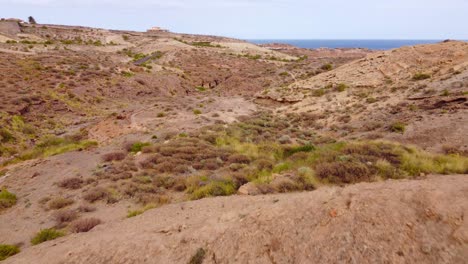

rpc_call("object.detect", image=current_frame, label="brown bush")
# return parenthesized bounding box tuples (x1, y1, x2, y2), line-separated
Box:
(201, 159, 220, 170)
(139, 154, 162, 168)
(58, 177, 83, 190)
(227, 154, 250, 164)
(53, 209, 78, 227)
(315, 161, 370, 184)
(70, 218, 102, 233)
(101, 151, 126, 162)
(154, 159, 187, 173)
(48, 197, 74, 210)
(83, 187, 108, 203)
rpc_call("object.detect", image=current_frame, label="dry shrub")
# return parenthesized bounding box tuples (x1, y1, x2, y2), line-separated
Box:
(110, 172, 132, 181)
(200, 159, 220, 170)
(253, 159, 274, 170)
(83, 187, 108, 203)
(48, 197, 74, 210)
(270, 176, 301, 193)
(139, 154, 162, 168)
(154, 159, 187, 173)
(70, 218, 102, 233)
(101, 151, 126, 162)
(58, 177, 83, 190)
(315, 161, 370, 184)
(77, 204, 96, 213)
(53, 209, 78, 227)
(141, 145, 159, 153)
(230, 172, 249, 186)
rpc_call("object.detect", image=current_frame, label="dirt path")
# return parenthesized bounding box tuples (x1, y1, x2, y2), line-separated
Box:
(5, 175, 468, 264)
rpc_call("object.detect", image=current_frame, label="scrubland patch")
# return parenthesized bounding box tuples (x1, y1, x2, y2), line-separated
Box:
(88, 111, 467, 204)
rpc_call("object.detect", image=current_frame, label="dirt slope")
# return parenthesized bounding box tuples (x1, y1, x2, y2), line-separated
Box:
(5, 175, 468, 264)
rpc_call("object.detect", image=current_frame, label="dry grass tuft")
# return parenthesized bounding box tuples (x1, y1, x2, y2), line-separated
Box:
(48, 197, 74, 210)
(83, 187, 108, 203)
(58, 177, 84, 190)
(70, 218, 102, 233)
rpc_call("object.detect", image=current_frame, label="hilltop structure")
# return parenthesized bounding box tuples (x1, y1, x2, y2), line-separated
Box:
(147, 26, 169, 33)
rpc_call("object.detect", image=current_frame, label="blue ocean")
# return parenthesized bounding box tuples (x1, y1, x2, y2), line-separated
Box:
(247, 39, 450, 50)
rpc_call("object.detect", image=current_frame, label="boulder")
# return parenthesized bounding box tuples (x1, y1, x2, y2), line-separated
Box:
(238, 182, 260, 195)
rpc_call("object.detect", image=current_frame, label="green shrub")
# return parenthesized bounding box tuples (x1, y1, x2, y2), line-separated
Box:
(190, 180, 236, 200)
(283, 145, 315, 157)
(189, 248, 206, 264)
(321, 63, 333, 71)
(121, 71, 134, 77)
(127, 210, 143, 218)
(0, 244, 20, 261)
(390, 122, 406, 133)
(31, 228, 65, 245)
(193, 109, 202, 115)
(195, 86, 206, 92)
(0, 128, 14, 143)
(313, 88, 326, 97)
(0, 189, 17, 210)
(412, 73, 431, 81)
(336, 83, 348, 92)
(130, 142, 151, 153)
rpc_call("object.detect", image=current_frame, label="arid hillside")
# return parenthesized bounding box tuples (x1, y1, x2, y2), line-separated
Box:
(0, 19, 467, 263)
(258, 41, 468, 153)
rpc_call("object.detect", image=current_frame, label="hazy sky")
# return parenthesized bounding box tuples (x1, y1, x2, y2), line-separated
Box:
(1, 0, 468, 39)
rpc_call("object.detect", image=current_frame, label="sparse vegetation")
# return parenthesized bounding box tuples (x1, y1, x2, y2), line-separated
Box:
(3, 134, 97, 166)
(31, 228, 65, 245)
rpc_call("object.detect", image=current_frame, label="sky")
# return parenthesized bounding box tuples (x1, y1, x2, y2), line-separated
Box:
(1, 0, 468, 39)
